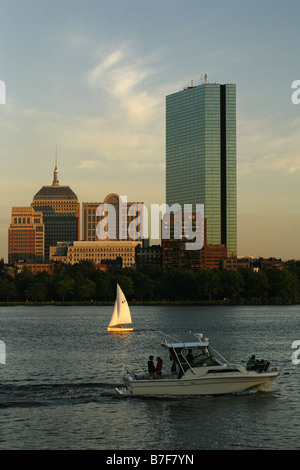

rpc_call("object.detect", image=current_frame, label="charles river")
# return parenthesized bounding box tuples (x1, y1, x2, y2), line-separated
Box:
(0, 304, 299, 452)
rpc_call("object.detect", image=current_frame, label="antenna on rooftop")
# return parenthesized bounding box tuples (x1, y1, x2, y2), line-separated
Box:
(204, 72, 208, 84)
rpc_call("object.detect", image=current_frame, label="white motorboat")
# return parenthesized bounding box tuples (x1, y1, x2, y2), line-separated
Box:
(107, 284, 133, 333)
(117, 333, 279, 396)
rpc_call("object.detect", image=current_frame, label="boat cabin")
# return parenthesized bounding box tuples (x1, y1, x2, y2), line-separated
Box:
(162, 340, 221, 376)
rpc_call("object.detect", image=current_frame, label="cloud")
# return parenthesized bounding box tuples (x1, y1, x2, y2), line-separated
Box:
(87, 49, 125, 86)
(86, 46, 162, 122)
(78, 159, 105, 169)
(238, 115, 300, 175)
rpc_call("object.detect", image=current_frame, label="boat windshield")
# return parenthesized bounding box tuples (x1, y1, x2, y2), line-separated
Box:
(182, 346, 219, 367)
(169, 345, 220, 373)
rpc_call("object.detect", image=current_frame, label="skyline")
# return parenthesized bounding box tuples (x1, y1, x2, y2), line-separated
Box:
(1, 0, 300, 262)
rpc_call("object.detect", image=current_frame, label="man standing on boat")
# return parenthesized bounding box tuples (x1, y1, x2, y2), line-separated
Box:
(148, 356, 156, 378)
(246, 355, 257, 370)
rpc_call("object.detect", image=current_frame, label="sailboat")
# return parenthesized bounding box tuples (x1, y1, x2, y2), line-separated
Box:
(107, 284, 133, 333)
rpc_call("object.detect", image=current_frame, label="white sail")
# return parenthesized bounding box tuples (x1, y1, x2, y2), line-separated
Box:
(107, 284, 132, 329)
(117, 284, 132, 325)
(108, 300, 118, 327)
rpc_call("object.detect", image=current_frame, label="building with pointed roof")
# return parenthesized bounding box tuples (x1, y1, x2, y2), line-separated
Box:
(31, 163, 80, 261)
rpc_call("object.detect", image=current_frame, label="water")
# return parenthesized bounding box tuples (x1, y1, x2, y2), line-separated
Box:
(0, 304, 299, 450)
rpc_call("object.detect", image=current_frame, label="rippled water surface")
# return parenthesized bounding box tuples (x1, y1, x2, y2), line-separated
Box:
(0, 304, 299, 450)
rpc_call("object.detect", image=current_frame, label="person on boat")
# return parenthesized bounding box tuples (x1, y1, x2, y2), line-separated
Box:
(156, 357, 163, 378)
(187, 349, 195, 366)
(148, 355, 156, 378)
(246, 355, 257, 370)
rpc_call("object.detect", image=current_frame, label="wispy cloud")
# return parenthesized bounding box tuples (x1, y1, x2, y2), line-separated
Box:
(78, 159, 105, 169)
(86, 46, 162, 122)
(87, 49, 125, 86)
(238, 115, 300, 175)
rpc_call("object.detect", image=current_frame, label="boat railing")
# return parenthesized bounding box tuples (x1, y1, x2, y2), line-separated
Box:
(208, 344, 231, 366)
(169, 342, 196, 376)
(133, 372, 178, 381)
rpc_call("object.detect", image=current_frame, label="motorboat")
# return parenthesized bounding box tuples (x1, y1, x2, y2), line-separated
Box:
(117, 333, 279, 396)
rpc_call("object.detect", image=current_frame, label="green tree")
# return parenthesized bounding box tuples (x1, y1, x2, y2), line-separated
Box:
(221, 270, 244, 300)
(15, 269, 34, 301)
(76, 278, 96, 301)
(240, 268, 269, 300)
(196, 270, 221, 301)
(56, 276, 75, 301)
(111, 274, 134, 300)
(267, 269, 300, 301)
(24, 281, 48, 302)
(134, 273, 160, 301)
(0, 277, 17, 302)
(95, 276, 114, 301)
(170, 270, 197, 300)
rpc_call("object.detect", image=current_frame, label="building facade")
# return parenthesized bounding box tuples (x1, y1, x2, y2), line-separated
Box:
(162, 215, 227, 270)
(50, 240, 140, 268)
(82, 193, 145, 242)
(8, 207, 44, 263)
(135, 240, 162, 269)
(166, 80, 237, 257)
(31, 164, 80, 261)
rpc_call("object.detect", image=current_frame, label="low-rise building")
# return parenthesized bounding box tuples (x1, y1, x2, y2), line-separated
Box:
(162, 214, 228, 270)
(135, 240, 162, 269)
(50, 240, 140, 268)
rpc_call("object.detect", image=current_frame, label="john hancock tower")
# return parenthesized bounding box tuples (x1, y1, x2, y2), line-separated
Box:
(166, 77, 237, 257)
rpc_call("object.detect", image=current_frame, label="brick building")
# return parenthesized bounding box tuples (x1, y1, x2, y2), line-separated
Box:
(8, 207, 44, 263)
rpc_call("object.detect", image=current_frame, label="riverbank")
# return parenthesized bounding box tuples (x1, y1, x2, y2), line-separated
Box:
(0, 298, 299, 307)
(1, 262, 300, 305)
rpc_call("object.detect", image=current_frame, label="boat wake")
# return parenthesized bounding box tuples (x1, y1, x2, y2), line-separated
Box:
(0, 381, 124, 408)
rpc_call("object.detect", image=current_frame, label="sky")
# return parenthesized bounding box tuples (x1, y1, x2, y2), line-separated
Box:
(0, 0, 300, 262)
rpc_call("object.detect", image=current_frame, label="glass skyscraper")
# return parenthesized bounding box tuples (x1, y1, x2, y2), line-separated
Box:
(166, 82, 237, 257)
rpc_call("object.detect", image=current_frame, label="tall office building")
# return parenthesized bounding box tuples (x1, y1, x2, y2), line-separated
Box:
(31, 164, 80, 261)
(8, 207, 44, 263)
(166, 79, 237, 256)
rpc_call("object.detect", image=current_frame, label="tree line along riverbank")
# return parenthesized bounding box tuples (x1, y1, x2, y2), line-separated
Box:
(0, 261, 300, 305)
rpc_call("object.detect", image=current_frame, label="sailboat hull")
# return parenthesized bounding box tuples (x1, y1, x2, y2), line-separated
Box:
(107, 326, 133, 333)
